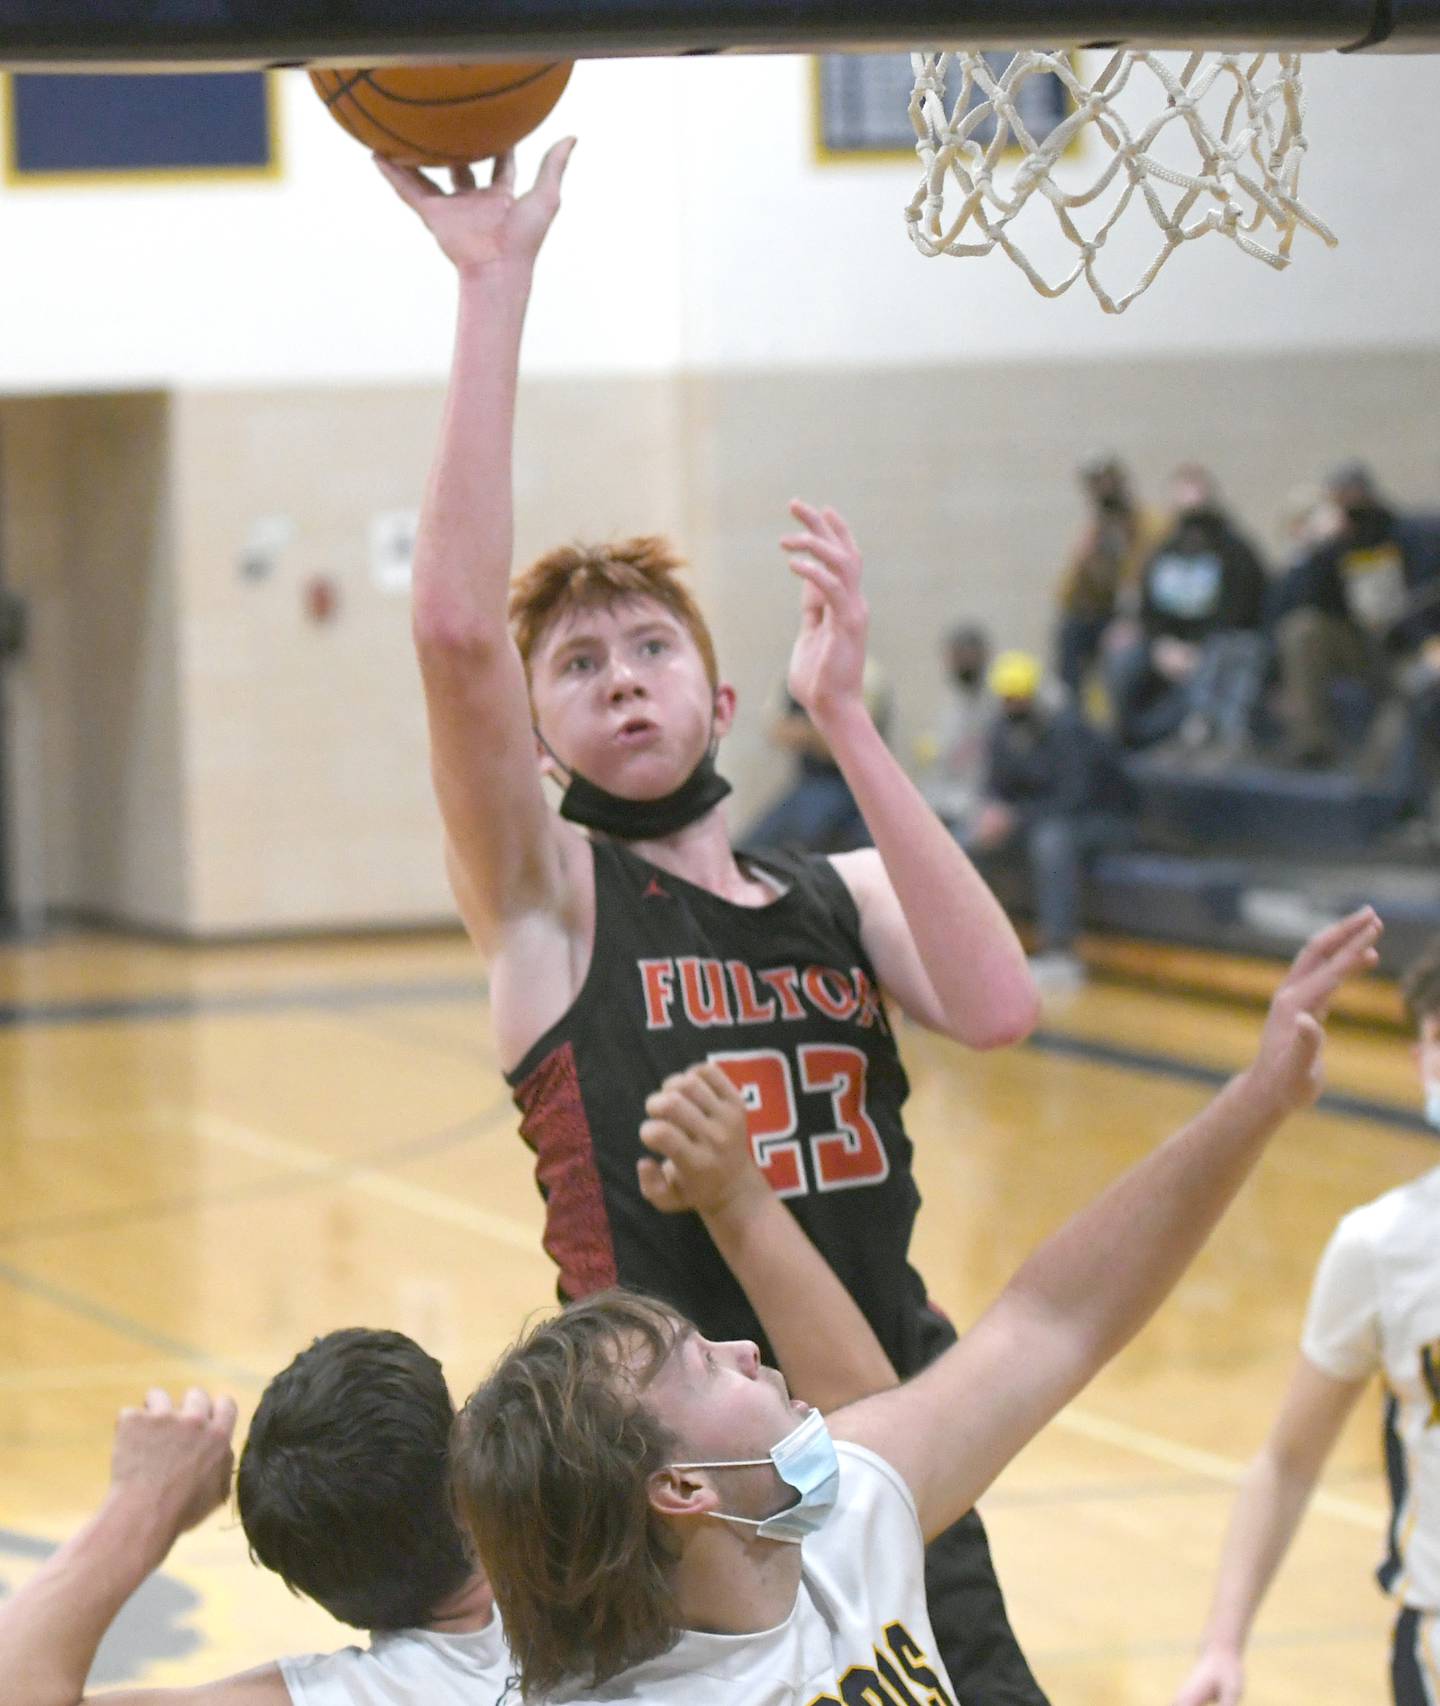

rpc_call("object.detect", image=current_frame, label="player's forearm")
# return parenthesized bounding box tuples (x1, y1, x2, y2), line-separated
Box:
(702, 1191, 897, 1412)
(0, 1489, 173, 1706)
(412, 262, 534, 648)
(818, 701, 1036, 1048)
(1003, 1067, 1291, 1385)
(1199, 1447, 1320, 1656)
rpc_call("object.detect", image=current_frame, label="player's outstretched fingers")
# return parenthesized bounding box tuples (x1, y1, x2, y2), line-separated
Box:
(694, 1059, 743, 1109)
(780, 531, 850, 573)
(637, 1154, 686, 1213)
(1292, 914, 1382, 1013)
(668, 1065, 725, 1120)
(212, 1394, 239, 1440)
(644, 1085, 695, 1134)
(1288, 905, 1379, 981)
(180, 1386, 211, 1419)
(451, 163, 477, 192)
(372, 154, 441, 208)
(822, 507, 858, 550)
(533, 135, 576, 199)
(489, 149, 516, 190)
(785, 553, 846, 602)
(146, 1388, 175, 1414)
(639, 1115, 698, 1170)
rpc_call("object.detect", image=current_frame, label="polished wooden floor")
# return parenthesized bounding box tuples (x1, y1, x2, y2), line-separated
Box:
(0, 927, 1431, 1703)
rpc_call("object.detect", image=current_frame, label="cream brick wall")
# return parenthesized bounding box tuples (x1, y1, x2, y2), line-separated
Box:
(3, 345, 1439, 934)
(1, 392, 184, 929)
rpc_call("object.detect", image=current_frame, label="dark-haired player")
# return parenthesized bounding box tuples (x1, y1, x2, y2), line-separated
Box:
(0, 1331, 499, 1706)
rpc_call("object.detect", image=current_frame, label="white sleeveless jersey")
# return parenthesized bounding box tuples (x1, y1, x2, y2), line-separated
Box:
(554, 1441, 956, 1706)
(1301, 1165, 1440, 1612)
(279, 1614, 514, 1706)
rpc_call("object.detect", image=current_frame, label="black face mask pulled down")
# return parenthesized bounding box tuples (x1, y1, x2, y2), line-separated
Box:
(544, 735, 733, 840)
(1342, 503, 1394, 551)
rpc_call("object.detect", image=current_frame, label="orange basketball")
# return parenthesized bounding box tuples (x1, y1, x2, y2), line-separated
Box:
(310, 61, 573, 166)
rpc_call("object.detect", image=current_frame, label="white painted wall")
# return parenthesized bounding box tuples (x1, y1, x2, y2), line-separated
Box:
(0, 48, 1437, 392)
(0, 59, 687, 388)
(676, 50, 1440, 364)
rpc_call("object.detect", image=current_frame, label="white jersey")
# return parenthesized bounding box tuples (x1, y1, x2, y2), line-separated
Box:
(279, 1614, 514, 1706)
(1301, 1165, 1440, 1612)
(554, 1441, 955, 1705)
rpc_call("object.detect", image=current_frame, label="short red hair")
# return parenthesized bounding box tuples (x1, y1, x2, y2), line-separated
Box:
(509, 537, 718, 688)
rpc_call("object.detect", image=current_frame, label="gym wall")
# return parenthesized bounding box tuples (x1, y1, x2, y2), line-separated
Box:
(1, 54, 1436, 933)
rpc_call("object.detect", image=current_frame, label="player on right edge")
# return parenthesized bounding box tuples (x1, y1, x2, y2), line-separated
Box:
(1173, 933, 1440, 1706)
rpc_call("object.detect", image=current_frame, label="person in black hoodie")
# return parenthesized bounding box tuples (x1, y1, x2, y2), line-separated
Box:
(1104, 465, 1268, 755)
(1274, 463, 1440, 776)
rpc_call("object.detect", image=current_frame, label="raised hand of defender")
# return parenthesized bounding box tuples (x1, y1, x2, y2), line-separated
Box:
(374, 137, 576, 274)
(111, 1387, 238, 1539)
(782, 500, 870, 724)
(638, 1062, 768, 1220)
(1171, 1646, 1246, 1706)
(1247, 906, 1382, 1113)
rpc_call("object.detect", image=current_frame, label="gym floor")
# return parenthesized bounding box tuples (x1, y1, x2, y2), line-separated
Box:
(0, 927, 1430, 1704)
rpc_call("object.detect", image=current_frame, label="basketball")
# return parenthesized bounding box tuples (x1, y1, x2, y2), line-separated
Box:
(310, 61, 574, 166)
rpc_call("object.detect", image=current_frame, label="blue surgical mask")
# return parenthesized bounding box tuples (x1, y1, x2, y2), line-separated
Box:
(669, 1407, 840, 1544)
(1425, 1081, 1440, 1131)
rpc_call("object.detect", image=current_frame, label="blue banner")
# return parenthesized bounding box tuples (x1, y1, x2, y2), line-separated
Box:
(7, 72, 272, 178)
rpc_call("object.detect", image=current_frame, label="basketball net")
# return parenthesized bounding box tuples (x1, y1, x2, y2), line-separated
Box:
(905, 49, 1337, 312)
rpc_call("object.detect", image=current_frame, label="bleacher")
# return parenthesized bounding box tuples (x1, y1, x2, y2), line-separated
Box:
(1098, 759, 1437, 995)
(988, 757, 1438, 1013)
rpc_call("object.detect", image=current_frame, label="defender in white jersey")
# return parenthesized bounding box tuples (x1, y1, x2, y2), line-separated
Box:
(1173, 935, 1440, 1706)
(452, 910, 1383, 1706)
(0, 1332, 506, 1706)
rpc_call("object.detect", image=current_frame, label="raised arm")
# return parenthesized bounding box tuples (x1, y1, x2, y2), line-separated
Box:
(0, 1388, 286, 1706)
(376, 145, 583, 955)
(830, 907, 1382, 1538)
(1171, 1356, 1366, 1706)
(638, 1062, 897, 1412)
(780, 502, 1038, 1050)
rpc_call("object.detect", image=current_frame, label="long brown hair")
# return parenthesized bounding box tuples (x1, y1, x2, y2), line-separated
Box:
(509, 537, 719, 689)
(450, 1292, 687, 1696)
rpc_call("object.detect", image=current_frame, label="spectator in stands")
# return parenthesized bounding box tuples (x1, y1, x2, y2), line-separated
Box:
(1274, 463, 1440, 775)
(1386, 628, 1440, 843)
(917, 624, 993, 840)
(1104, 464, 1268, 758)
(742, 659, 892, 853)
(971, 651, 1137, 988)
(1054, 453, 1159, 700)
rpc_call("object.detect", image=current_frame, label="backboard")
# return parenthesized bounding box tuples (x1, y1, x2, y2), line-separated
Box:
(0, 0, 1437, 71)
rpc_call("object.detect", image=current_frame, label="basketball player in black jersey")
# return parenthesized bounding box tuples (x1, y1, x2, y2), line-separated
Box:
(378, 142, 1047, 1704)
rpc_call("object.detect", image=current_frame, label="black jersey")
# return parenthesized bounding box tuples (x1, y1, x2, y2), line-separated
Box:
(507, 838, 1052, 1706)
(506, 838, 938, 1374)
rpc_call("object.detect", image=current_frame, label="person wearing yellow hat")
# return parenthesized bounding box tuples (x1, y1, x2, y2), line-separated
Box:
(988, 650, 1042, 702)
(971, 652, 1138, 987)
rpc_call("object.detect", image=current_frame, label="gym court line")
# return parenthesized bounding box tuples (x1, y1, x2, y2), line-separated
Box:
(0, 975, 1428, 1139)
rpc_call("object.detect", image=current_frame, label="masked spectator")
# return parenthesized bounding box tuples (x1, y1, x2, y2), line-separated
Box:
(1105, 465, 1268, 758)
(1054, 454, 1161, 699)
(1274, 463, 1440, 771)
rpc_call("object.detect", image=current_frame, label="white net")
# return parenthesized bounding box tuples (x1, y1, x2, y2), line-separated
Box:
(905, 49, 1337, 313)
